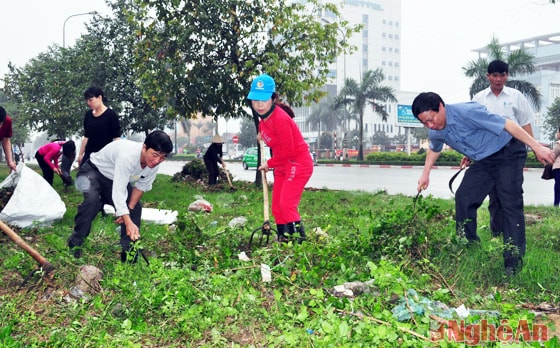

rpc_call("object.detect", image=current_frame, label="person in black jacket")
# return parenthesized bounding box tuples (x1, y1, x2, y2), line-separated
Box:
(203, 135, 226, 185)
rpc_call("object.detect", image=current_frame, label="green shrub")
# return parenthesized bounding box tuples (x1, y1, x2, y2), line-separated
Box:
(179, 158, 206, 179)
(365, 150, 462, 164)
(362, 149, 542, 167)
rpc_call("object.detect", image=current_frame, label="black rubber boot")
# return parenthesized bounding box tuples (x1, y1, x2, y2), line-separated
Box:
(276, 224, 289, 243)
(288, 221, 306, 244)
(295, 221, 306, 244)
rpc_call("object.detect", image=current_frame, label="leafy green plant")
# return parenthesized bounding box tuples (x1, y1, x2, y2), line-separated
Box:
(0, 165, 559, 347)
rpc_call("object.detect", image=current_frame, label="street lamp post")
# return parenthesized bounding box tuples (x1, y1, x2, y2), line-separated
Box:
(321, 18, 347, 159)
(63, 11, 97, 48)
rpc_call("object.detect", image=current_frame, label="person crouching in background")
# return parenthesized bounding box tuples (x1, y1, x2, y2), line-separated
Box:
(35, 140, 75, 186)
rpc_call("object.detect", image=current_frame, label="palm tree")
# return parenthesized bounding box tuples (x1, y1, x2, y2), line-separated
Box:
(463, 36, 541, 108)
(306, 96, 345, 150)
(179, 117, 192, 146)
(335, 68, 397, 160)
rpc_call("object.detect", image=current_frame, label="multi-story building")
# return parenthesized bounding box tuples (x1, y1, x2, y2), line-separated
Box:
(472, 33, 560, 143)
(295, 0, 404, 152)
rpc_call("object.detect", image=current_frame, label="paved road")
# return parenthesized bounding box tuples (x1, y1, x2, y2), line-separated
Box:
(158, 161, 555, 207)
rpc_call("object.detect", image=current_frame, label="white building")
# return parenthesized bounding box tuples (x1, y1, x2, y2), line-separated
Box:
(294, 0, 408, 152)
(472, 33, 560, 143)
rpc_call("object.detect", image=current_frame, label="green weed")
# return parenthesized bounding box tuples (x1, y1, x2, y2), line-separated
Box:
(0, 165, 558, 346)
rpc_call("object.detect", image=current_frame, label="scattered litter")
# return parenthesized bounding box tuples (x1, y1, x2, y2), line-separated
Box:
(313, 227, 329, 242)
(313, 227, 328, 238)
(260, 264, 271, 282)
(455, 304, 469, 318)
(188, 198, 213, 212)
(141, 208, 178, 224)
(391, 289, 501, 322)
(103, 205, 178, 224)
(229, 216, 247, 228)
(238, 195, 248, 201)
(238, 251, 250, 262)
(332, 279, 377, 298)
(65, 265, 103, 302)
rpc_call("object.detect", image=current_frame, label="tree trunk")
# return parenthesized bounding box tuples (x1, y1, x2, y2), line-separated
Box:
(358, 112, 364, 161)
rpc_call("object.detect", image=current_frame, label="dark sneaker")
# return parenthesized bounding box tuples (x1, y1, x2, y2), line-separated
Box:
(505, 266, 516, 277)
(68, 240, 82, 259)
(73, 248, 82, 259)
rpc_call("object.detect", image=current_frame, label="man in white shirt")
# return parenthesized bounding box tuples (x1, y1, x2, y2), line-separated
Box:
(67, 130, 173, 262)
(470, 60, 535, 239)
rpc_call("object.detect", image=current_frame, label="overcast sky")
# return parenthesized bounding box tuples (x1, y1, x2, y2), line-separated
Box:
(400, 0, 560, 103)
(0, 0, 110, 79)
(2, 0, 560, 105)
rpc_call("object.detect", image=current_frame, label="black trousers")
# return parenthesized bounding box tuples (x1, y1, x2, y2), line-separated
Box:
(455, 139, 527, 269)
(204, 158, 219, 185)
(67, 161, 142, 251)
(35, 152, 55, 186)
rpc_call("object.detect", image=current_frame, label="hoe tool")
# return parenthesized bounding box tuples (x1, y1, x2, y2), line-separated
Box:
(249, 141, 276, 247)
(0, 220, 55, 276)
(225, 169, 234, 190)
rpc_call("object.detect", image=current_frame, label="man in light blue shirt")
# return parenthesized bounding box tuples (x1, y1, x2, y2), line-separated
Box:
(413, 92, 553, 276)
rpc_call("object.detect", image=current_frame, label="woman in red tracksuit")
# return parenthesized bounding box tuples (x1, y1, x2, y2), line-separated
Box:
(247, 74, 313, 243)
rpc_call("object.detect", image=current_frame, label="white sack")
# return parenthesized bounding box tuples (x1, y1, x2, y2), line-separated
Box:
(141, 208, 178, 224)
(102, 205, 177, 225)
(0, 163, 66, 228)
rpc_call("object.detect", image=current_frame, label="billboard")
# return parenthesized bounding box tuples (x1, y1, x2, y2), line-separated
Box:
(397, 104, 423, 128)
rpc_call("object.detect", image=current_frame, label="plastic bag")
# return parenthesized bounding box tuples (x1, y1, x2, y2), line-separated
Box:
(0, 163, 66, 227)
(228, 216, 247, 228)
(188, 199, 213, 212)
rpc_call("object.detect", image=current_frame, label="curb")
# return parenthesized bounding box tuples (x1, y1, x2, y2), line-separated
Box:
(321, 163, 540, 171)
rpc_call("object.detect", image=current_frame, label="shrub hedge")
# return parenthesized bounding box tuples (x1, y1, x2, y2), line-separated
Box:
(354, 149, 542, 167)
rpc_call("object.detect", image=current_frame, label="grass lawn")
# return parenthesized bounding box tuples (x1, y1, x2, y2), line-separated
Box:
(0, 163, 559, 347)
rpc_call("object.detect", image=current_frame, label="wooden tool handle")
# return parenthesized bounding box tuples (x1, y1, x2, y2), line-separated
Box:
(259, 140, 270, 221)
(0, 220, 54, 274)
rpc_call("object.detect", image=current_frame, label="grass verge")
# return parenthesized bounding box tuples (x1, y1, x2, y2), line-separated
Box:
(0, 164, 559, 347)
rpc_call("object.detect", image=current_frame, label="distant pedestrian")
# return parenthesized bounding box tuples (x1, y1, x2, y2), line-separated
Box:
(12, 143, 21, 165)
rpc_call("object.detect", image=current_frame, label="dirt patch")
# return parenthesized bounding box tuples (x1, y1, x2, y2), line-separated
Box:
(0, 186, 14, 210)
(534, 313, 560, 339)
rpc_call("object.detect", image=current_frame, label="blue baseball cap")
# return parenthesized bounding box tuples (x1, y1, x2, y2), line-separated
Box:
(247, 74, 276, 101)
